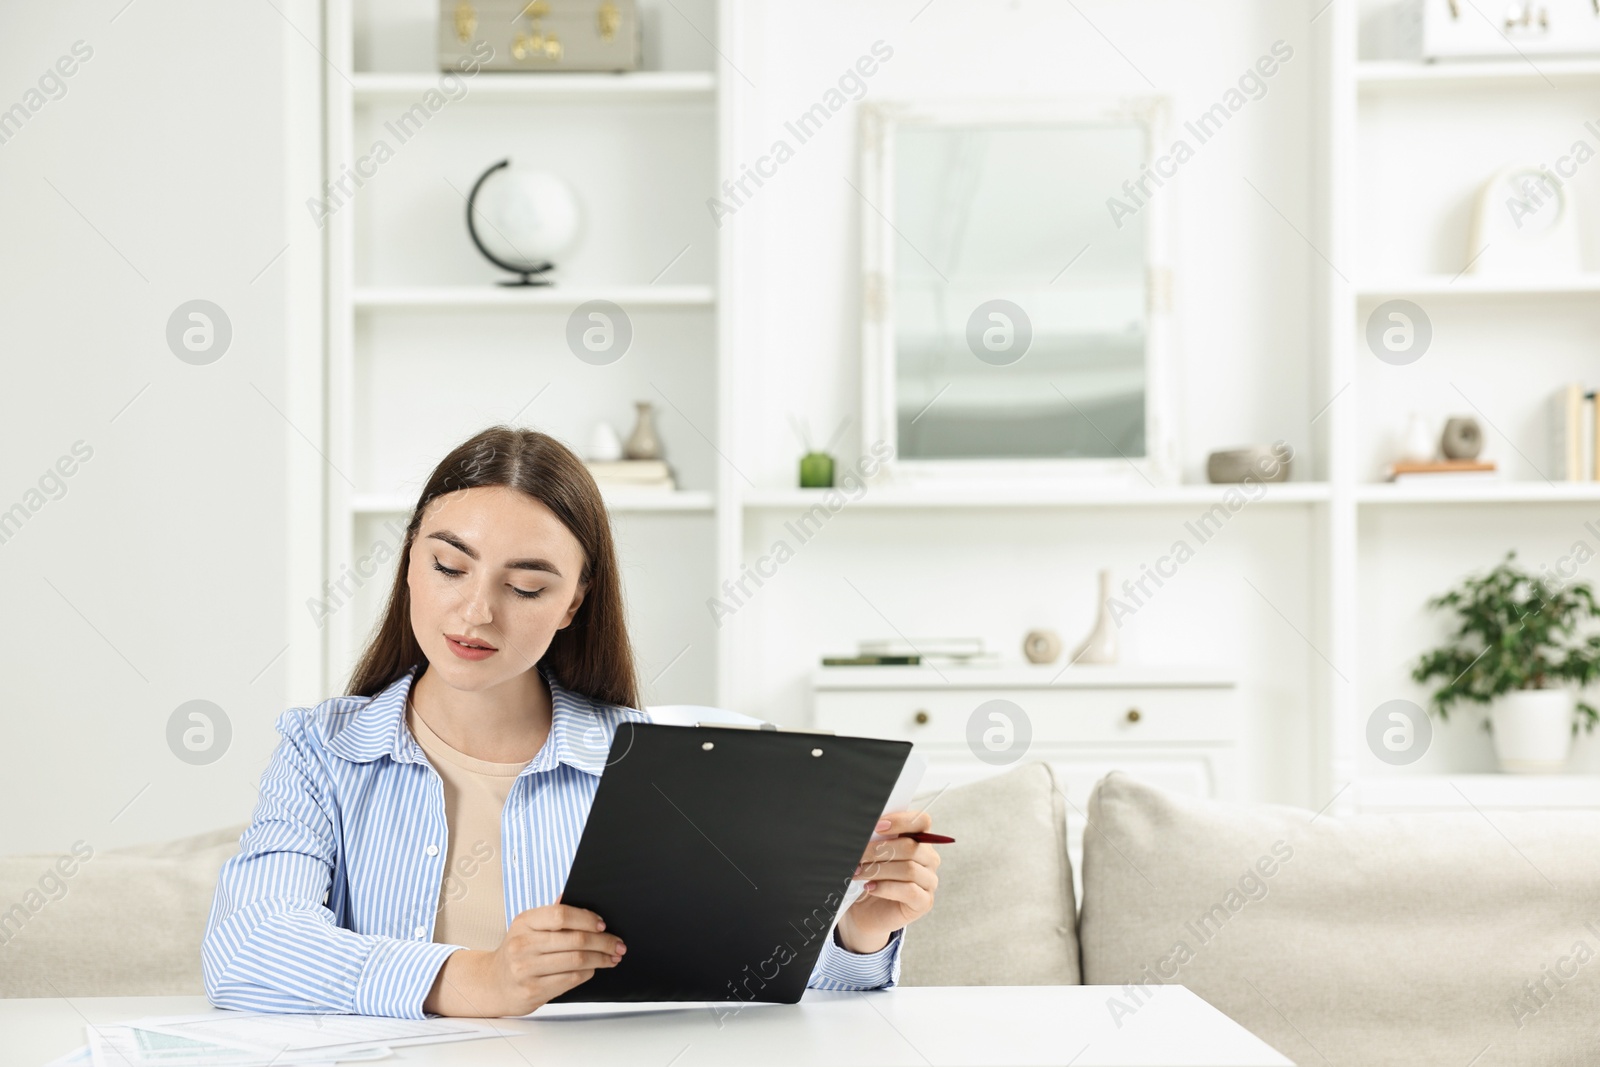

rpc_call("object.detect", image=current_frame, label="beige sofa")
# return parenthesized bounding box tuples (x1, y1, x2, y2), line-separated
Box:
(5, 766, 1598, 1065)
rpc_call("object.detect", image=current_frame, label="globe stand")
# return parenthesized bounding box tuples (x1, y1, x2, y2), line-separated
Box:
(466, 159, 563, 287)
(498, 263, 556, 287)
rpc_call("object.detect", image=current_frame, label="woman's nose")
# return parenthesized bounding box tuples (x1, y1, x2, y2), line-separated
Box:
(458, 577, 494, 624)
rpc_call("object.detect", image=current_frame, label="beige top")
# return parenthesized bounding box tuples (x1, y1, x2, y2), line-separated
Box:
(407, 700, 530, 952)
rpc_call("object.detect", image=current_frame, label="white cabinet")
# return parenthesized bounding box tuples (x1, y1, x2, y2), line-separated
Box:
(811, 665, 1240, 897)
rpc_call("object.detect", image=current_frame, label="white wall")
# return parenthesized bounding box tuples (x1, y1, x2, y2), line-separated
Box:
(0, 1, 319, 853)
(720, 1, 1325, 806)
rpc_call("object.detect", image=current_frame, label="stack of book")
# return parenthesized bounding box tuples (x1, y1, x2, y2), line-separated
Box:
(585, 459, 676, 492)
(1552, 383, 1600, 482)
(822, 638, 998, 667)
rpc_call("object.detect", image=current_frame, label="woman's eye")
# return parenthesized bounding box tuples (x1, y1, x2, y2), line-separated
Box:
(434, 558, 541, 600)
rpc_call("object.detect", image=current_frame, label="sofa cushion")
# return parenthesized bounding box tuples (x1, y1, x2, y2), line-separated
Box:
(1079, 773, 1600, 1067)
(0, 824, 246, 997)
(899, 761, 1080, 986)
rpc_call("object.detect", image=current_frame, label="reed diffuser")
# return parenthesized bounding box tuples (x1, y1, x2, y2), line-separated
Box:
(788, 413, 850, 489)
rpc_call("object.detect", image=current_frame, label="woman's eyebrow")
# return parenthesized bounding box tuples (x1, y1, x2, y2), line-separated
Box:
(424, 529, 563, 577)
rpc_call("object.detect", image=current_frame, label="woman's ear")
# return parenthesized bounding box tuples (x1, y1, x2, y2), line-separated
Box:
(558, 579, 588, 630)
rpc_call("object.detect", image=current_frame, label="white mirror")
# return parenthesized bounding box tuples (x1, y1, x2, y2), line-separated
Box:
(859, 98, 1176, 485)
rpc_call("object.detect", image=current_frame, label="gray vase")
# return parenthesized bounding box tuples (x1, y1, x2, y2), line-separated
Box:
(1207, 446, 1290, 484)
(1440, 416, 1483, 460)
(623, 401, 662, 460)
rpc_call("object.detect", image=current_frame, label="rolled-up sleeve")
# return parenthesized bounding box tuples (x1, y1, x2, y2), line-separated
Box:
(201, 710, 459, 1018)
(806, 926, 903, 990)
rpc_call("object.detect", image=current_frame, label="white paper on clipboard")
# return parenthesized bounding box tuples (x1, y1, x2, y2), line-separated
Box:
(875, 748, 929, 839)
(834, 748, 929, 916)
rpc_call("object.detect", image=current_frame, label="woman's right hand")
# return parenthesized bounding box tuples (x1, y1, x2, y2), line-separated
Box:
(423, 903, 626, 1017)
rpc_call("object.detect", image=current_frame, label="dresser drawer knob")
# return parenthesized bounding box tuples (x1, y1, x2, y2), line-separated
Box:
(914, 710, 930, 725)
(1125, 708, 1142, 724)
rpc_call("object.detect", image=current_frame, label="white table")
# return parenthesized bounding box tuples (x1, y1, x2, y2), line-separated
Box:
(3, 986, 1293, 1066)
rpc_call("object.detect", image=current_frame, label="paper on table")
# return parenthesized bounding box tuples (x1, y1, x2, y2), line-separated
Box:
(42, 1043, 93, 1067)
(86, 1023, 355, 1067)
(78, 1012, 510, 1067)
(130, 1012, 509, 1058)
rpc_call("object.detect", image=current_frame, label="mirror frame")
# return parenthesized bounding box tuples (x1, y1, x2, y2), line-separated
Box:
(859, 97, 1177, 487)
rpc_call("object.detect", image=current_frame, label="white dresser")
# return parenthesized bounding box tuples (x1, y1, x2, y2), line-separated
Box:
(811, 664, 1240, 893)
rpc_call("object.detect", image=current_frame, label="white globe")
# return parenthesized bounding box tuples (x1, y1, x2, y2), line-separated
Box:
(470, 168, 580, 270)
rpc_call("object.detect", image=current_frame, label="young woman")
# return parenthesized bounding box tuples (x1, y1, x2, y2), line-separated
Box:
(202, 426, 941, 1019)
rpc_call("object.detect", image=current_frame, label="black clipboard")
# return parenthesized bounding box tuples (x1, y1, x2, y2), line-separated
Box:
(551, 722, 911, 1003)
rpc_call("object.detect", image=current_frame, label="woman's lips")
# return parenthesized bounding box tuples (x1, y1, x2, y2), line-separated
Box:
(445, 635, 497, 661)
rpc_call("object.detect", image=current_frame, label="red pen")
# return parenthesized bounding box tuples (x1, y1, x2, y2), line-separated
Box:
(900, 832, 955, 843)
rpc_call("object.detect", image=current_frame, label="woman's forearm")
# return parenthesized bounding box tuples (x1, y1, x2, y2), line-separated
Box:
(423, 948, 495, 1016)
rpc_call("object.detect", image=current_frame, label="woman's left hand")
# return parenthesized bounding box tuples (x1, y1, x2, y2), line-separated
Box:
(834, 809, 941, 954)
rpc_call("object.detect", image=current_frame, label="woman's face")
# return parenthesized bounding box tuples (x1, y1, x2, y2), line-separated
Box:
(406, 485, 589, 693)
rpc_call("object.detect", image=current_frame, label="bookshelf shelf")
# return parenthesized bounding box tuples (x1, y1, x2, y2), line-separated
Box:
(1356, 482, 1600, 505)
(1356, 59, 1600, 91)
(351, 71, 716, 103)
(352, 490, 714, 514)
(740, 484, 1333, 510)
(352, 285, 716, 309)
(1357, 275, 1600, 298)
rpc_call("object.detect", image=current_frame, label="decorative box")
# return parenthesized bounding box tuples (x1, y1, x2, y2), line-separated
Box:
(439, 0, 641, 72)
(1396, 0, 1600, 59)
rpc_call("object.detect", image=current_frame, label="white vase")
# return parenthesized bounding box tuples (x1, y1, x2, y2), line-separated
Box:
(588, 421, 623, 462)
(1070, 570, 1119, 666)
(1490, 689, 1573, 773)
(1398, 412, 1436, 463)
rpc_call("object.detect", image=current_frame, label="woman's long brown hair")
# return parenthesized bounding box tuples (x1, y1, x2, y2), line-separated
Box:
(345, 425, 639, 709)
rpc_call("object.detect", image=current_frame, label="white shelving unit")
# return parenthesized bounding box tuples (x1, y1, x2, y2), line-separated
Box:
(321, 0, 729, 701)
(305, 1, 1599, 811)
(1324, 1, 1600, 810)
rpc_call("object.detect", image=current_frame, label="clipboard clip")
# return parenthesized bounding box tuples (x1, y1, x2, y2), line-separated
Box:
(694, 721, 836, 735)
(645, 703, 835, 735)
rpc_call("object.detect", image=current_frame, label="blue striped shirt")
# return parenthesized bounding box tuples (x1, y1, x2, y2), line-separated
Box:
(202, 663, 901, 1018)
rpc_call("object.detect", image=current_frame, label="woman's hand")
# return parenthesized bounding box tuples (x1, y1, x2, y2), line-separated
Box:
(423, 902, 626, 1017)
(834, 809, 941, 954)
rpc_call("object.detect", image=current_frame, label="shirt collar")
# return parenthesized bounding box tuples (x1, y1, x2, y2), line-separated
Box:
(324, 661, 614, 778)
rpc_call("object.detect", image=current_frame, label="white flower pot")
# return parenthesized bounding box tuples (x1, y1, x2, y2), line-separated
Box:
(1490, 689, 1574, 773)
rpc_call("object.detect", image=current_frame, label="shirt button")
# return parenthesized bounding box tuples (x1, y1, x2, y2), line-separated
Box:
(414, 926, 426, 939)
(425, 844, 439, 857)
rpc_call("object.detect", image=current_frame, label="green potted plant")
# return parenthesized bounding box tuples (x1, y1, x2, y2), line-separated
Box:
(1412, 551, 1600, 773)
